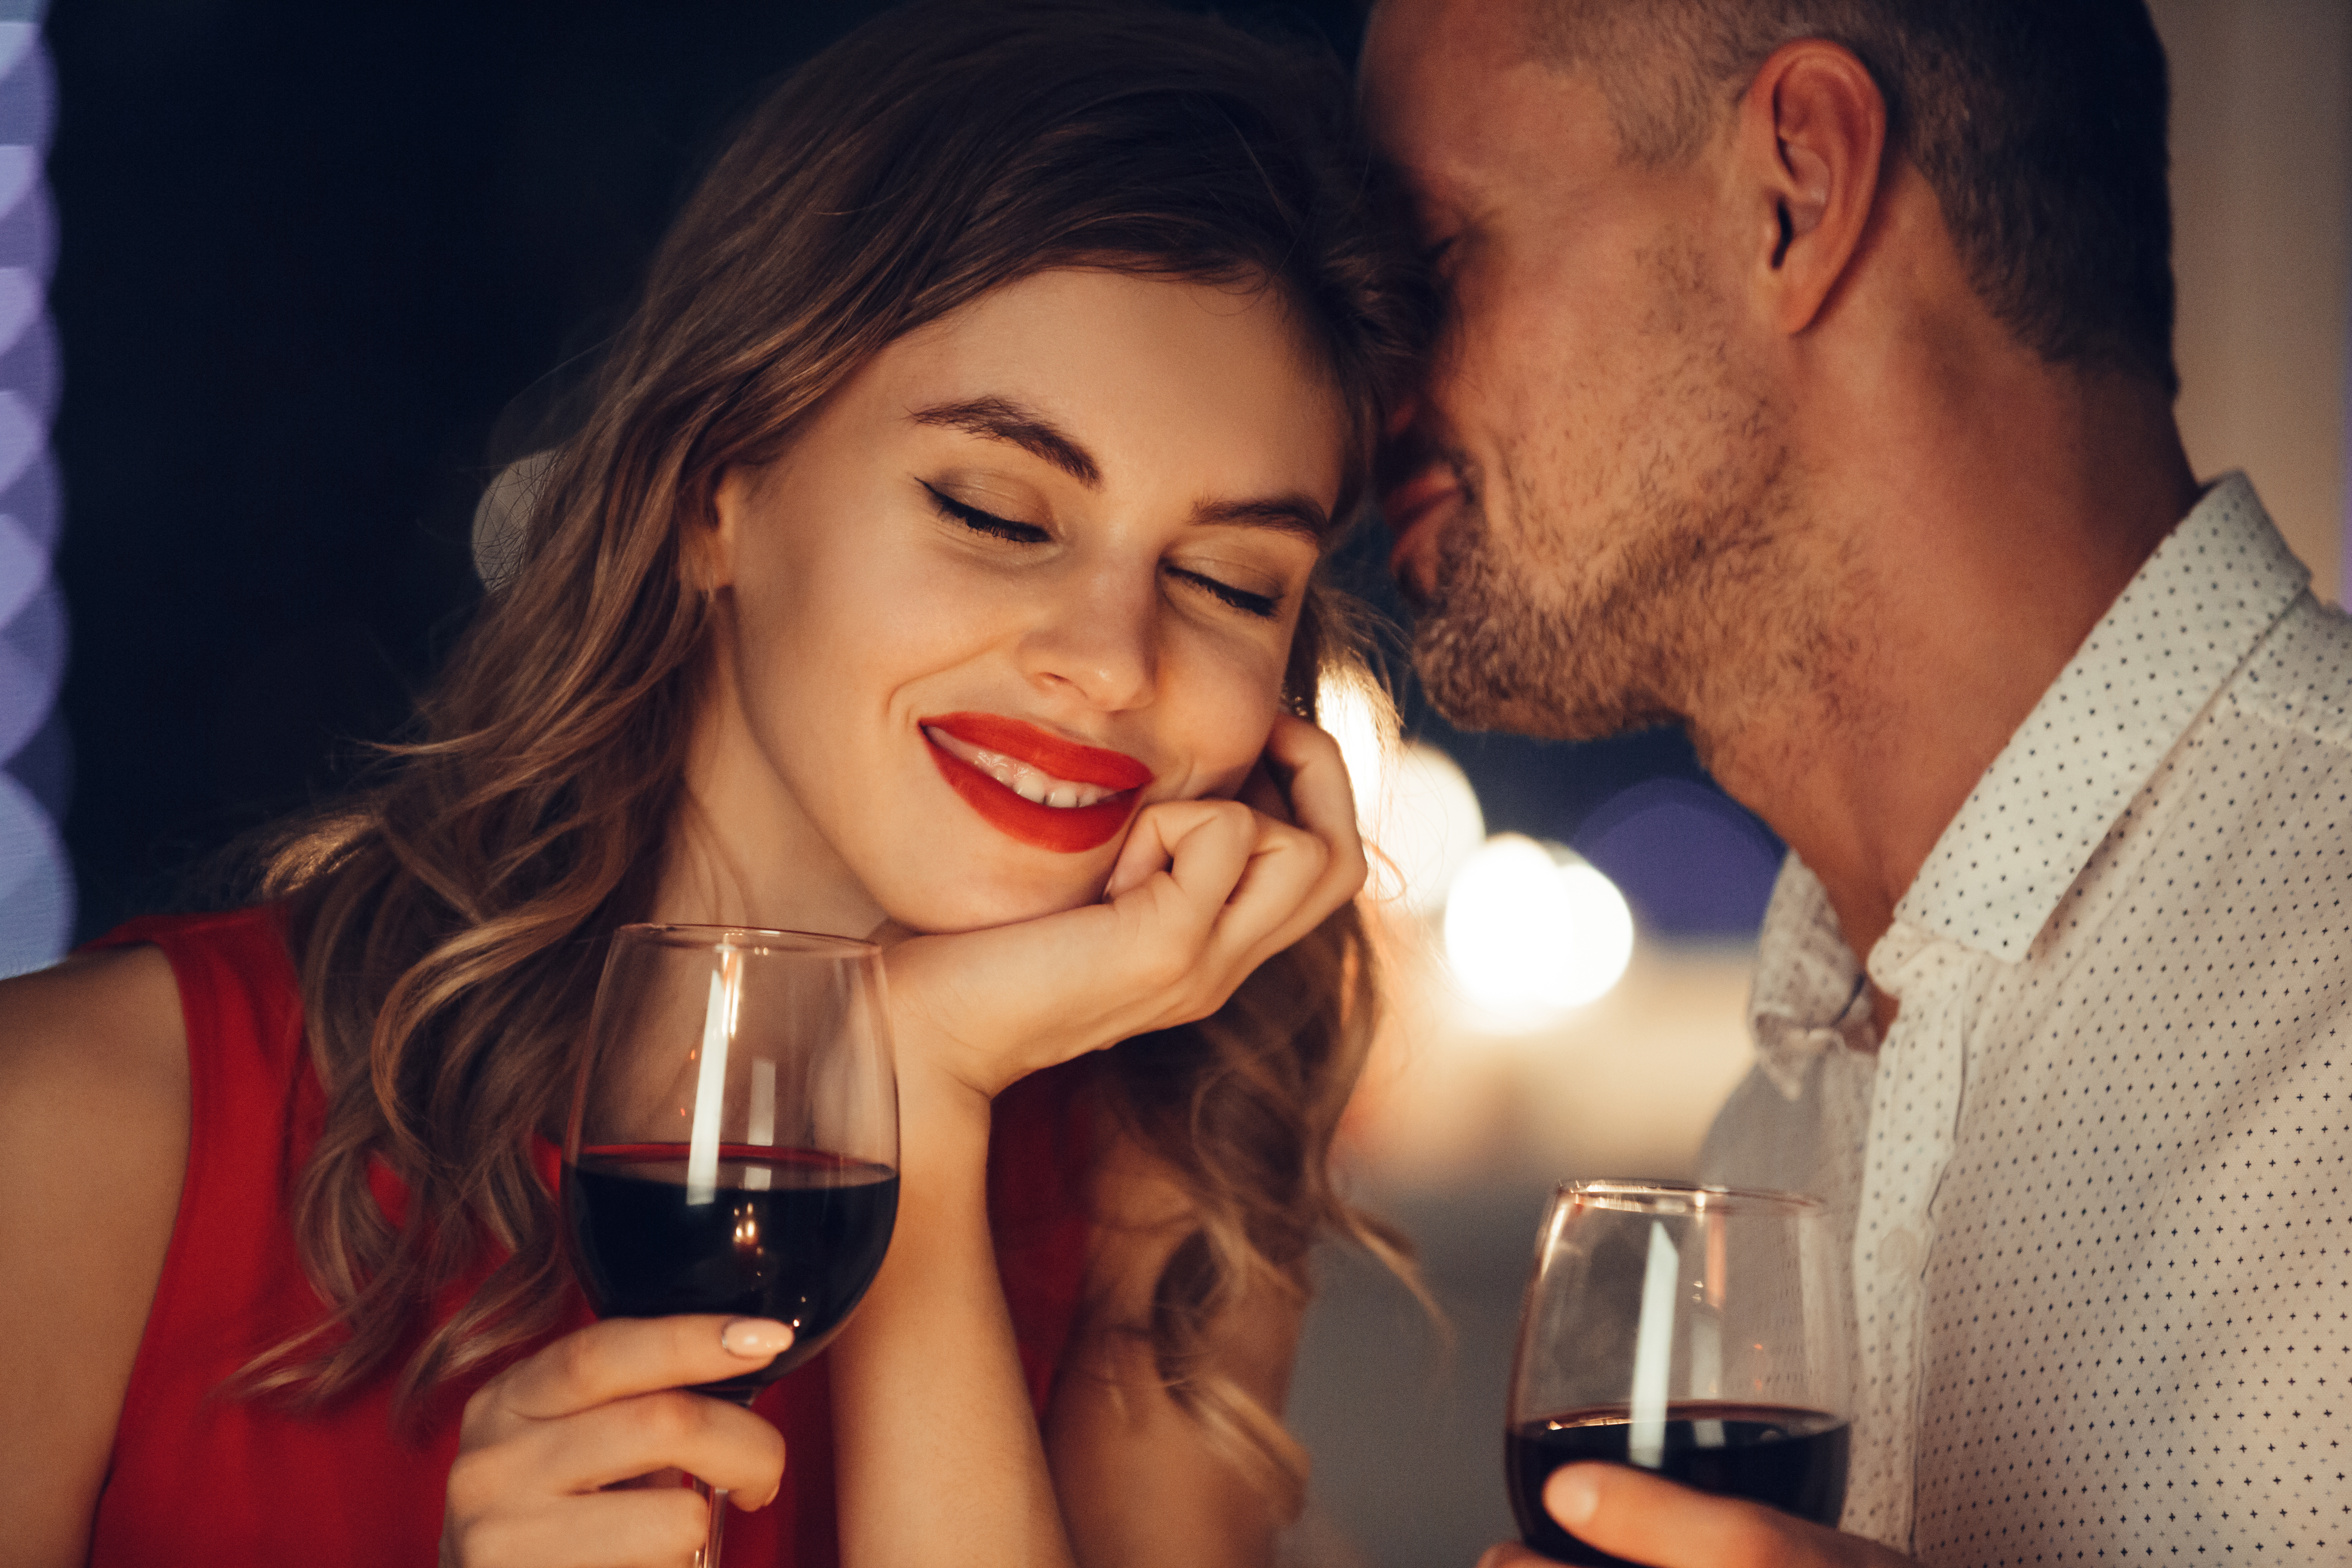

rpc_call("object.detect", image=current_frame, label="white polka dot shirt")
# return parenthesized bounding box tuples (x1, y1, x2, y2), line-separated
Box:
(1700, 474, 2350, 1562)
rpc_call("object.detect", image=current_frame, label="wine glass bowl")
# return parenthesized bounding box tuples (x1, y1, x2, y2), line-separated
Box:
(1506, 1180, 1852, 1566)
(561, 924, 899, 1562)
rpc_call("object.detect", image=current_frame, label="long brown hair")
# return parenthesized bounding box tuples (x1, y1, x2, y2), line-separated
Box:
(251, 0, 1429, 1501)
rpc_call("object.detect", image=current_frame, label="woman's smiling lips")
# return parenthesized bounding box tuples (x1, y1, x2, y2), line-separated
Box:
(920, 711, 1153, 854)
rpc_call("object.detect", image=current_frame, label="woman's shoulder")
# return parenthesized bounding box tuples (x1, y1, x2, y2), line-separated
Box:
(0, 942, 192, 1559)
(0, 940, 190, 1124)
(0, 940, 192, 1239)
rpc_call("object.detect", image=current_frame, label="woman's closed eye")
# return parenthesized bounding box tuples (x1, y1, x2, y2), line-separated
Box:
(923, 480, 1050, 544)
(1169, 566, 1278, 619)
(923, 478, 1284, 621)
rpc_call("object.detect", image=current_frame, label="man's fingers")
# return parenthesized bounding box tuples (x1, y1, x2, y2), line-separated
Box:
(492, 1316, 791, 1424)
(1546, 1464, 1909, 1567)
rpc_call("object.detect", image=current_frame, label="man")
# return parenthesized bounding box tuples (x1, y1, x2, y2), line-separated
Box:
(1361, 1, 2350, 1564)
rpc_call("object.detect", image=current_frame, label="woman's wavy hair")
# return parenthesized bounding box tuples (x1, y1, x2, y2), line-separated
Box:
(248, 0, 1430, 1506)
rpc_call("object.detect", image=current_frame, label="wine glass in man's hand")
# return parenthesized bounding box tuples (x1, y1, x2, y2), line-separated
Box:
(1506, 1181, 1853, 1566)
(564, 924, 900, 1567)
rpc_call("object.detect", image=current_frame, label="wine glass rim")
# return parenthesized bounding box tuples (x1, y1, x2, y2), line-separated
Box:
(1557, 1178, 1825, 1216)
(615, 921, 882, 957)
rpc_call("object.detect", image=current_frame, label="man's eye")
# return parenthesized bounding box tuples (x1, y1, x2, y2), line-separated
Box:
(922, 481, 1049, 543)
(1171, 566, 1278, 620)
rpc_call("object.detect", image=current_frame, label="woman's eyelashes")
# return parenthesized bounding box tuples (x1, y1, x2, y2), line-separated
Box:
(920, 479, 1284, 620)
(1171, 568, 1279, 619)
(922, 479, 1049, 544)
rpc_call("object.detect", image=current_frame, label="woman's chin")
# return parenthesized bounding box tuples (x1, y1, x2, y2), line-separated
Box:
(875, 869, 1110, 937)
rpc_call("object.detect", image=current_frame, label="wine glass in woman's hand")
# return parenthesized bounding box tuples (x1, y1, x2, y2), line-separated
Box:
(563, 924, 900, 1567)
(1507, 1182, 1854, 1566)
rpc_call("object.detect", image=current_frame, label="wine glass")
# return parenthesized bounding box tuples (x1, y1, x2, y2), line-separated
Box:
(563, 924, 900, 1568)
(1505, 1180, 1853, 1566)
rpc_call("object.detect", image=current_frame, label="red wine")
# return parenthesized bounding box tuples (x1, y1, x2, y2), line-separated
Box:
(1506, 1402, 1849, 1566)
(564, 1143, 898, 1397)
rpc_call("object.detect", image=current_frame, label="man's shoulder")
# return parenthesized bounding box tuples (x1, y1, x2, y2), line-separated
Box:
(2227, 590, 2352, 750)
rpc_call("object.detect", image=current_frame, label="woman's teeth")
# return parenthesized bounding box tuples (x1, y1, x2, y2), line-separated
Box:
(924, 727, 1119, 809)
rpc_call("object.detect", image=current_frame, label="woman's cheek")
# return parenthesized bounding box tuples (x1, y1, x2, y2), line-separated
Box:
(1190, 684, 1288, 799)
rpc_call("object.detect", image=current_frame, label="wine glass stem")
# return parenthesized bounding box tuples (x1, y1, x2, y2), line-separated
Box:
(695, 1481, 728, 1568)
(693, 1386, 757, 1567)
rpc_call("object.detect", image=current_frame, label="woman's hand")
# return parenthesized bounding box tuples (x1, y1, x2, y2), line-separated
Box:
(882, 712, 1367, 1103)
(439, 1316, 791, 1568)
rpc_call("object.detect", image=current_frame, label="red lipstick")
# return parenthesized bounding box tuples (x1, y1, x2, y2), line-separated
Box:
(920, 712, 1152, 854)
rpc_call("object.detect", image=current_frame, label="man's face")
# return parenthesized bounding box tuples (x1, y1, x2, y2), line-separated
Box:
(1362, 0, 1815, 742)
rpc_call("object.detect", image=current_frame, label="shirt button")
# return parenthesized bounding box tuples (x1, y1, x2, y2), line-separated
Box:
(1880, 1227, 1923, 1277)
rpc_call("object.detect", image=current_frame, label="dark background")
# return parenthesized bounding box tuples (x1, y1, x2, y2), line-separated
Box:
(43, 0, 1762, 944)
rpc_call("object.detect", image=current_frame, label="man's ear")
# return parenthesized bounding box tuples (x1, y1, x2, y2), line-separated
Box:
(1736, 39, 1886, 336)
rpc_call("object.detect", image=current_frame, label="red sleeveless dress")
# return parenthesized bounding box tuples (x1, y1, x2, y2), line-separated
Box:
(83, 906, 1097, 1566)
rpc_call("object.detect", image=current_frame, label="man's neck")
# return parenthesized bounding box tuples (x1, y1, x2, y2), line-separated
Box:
(1695, 361, 2200, 968)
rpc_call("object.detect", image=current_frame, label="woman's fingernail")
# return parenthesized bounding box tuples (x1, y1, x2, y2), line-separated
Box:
(719, 1318, 793, 1358)
(1546, 1465, 1601, 1527)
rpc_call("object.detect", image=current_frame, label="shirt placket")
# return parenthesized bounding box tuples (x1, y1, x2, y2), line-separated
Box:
(1843, 922, 1979, 1551)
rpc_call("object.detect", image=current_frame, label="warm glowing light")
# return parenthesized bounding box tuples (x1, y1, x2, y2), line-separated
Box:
(1383, 744, 1486, 914)
(1443, 834, 1636, 1025)
(1318, 670, 1486, 911)
(1318, 667, 1392, 820)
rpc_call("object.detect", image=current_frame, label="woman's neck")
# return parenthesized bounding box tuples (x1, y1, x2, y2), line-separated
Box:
(650, 679, 891, 940)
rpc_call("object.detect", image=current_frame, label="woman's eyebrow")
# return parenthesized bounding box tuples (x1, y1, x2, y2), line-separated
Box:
(909, 396, 1100, 487)
(911, 394, 1326, 539)
(1194, 495, 1327, 541)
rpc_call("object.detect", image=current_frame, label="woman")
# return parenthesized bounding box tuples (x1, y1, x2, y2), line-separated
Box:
(0, 3, 1427, 1564)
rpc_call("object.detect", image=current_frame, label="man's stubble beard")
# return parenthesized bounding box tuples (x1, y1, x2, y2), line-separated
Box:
(1410, 384, 1832, 751)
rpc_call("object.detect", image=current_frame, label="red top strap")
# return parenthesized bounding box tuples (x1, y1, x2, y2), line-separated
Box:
(83, 906, 1096, 1566)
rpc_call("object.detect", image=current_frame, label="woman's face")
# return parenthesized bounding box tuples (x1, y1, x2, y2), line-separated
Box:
(683, 267, 1349, 936)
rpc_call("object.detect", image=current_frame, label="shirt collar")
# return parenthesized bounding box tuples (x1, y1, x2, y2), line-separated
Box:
(1892, 473, 2308, 960)
(1749, 855, 1876, 1098)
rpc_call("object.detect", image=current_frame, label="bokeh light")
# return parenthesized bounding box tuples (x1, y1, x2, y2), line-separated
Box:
(1442, 833, 1635, 1027)
(1572, 776, 1781, 939)
(0, 9, 64, 978)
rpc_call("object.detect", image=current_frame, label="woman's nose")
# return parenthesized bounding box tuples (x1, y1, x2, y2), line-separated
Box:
(1018, 571, 1157, 710)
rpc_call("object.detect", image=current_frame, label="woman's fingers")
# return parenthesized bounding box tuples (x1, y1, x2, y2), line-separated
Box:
(1264, 713, 1369, 896)
(445, 1316, 791, 1567)
(1184, 720, 1368, 973)
(1106, 798, 1258, 922)
(882, 718, 1376, 1094)
(1265, 711, 1359, 839)
(488, 1316, 789, 1426)
(450, 1488, 714, 1568)
(460, 1386, 787, 1503)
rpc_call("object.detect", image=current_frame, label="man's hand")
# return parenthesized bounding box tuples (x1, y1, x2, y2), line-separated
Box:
(1476, 1465, 1919, 1568)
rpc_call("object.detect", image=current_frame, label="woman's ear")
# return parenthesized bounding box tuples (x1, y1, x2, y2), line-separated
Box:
(694, 466, 755, 595)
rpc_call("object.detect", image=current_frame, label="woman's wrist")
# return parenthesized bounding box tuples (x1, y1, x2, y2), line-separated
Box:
(891, 1054, 998, 1167)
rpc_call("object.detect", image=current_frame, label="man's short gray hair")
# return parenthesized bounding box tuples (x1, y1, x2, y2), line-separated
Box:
(1530, 0, 2178, 395)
